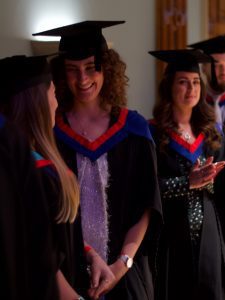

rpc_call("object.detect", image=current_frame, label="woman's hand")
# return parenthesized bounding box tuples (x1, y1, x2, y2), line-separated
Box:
(88, 258, 128, 300)
(189, 156, 225, 189)
(86, 249, 115, 300)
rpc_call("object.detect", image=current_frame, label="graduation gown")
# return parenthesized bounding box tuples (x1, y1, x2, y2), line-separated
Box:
(149, 120, 225, 300)
(32, 151, 85, 288)
(0, 115, 58, 300)
(206, 91, 225, 127)
(54, 108, 162, 299)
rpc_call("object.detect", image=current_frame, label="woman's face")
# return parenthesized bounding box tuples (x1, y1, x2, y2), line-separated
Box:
(47, 81, 58, 127)
(172, 71, 201, 111)
(64, 56, 104, 105)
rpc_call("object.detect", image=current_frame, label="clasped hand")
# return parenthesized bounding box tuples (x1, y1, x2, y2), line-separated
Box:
(189, 156, 225, 189)
(87, 251, 115, 300)
(87, 254, 128, 300)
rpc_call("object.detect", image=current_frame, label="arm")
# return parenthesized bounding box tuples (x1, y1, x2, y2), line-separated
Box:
(110, 208, 150, 278)
(88, 209, 150, 299)
(56, 270, 83, 300)
(160, 157, 225, 199)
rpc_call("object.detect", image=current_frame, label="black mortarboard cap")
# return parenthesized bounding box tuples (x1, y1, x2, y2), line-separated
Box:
(32, 21, 125, 71)
(189, 36, 225, 92)
(0, 55, 51, 98)
(148, 49, 212, 74)
(188, 35, 225, 54)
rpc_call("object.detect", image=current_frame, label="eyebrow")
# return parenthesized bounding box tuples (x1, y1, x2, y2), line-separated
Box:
(177, 76, 200, 80)
(65, 61, 95, 68)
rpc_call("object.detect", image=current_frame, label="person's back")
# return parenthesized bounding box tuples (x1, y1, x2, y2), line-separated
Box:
(0, 114, 58, 300)
(0, 54, 81, 299)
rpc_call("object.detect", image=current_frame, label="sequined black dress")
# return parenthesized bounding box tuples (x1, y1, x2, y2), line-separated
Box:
(149, 121, 225, 300)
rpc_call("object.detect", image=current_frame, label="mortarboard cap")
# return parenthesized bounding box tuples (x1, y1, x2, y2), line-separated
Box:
(188, 35, 225, 54)
(189, 36, 225, 92)
(148, 49, 212, 74)
(32, 20, 125, 70)
(0, 55, 51, 98)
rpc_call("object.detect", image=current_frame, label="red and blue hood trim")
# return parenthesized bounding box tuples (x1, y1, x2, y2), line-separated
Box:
(168, 129, 204, 163)
(206, 93, 225, 107)
(149, 119, 205, 164)
(54, 108, 153, 161)
(32, 151, 57, 178)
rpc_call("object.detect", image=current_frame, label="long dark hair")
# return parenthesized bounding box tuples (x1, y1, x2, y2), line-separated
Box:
(153, 71, 222, 152)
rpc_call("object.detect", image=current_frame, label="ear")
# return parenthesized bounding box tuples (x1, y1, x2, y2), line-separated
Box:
(201, 62, 210, 74)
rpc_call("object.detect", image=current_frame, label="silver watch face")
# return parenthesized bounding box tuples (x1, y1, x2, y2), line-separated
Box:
(119, 254, 133, 268)
(126, 257, 133, 268)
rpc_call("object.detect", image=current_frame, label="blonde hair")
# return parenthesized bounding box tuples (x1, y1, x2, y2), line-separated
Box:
(5, 81, 79, 223)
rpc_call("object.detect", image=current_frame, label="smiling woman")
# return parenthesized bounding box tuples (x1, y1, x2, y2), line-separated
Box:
(172, 72, 201, 112)
(149, 48, 225, 300)
(64, 56, 104, 112)
(33, 20, 163, 300)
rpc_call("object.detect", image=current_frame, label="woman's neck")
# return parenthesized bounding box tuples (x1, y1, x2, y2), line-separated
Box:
(67, 101, 112, 141)
(71, 99, 111, 119)
(173, 108, 192, 126)
(173, 108, 196, 142)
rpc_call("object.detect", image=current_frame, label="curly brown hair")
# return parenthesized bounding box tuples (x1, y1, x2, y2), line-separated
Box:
(153, 71, 222, 152)
(50, 49, 129, 115)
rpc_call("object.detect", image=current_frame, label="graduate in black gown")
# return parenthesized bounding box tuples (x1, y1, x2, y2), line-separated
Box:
(148, 49, 225, 300)
(0, 113, 58, 300)
(189, 36, 225, 128)
(0, 55, 82, 299)
(33, 21, 162, 300)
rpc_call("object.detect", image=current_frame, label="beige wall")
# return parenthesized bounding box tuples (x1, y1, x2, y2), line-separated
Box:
(0, 0, 206, 118)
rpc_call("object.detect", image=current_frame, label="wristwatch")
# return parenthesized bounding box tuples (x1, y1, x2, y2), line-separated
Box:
(75, 296, 85, 300)
(118, 254, 133, 268)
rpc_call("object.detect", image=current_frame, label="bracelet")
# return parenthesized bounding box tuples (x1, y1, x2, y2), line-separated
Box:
(84, 245, 92, 253)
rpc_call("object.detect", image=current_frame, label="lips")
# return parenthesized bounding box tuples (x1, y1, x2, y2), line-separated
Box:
(185, 95, 196, 99)
(78, 83, 94, 91)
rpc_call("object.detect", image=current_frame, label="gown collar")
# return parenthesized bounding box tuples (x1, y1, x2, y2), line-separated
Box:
(54, 108, 153, 161)
(149, 119, 205, 163)
(167, 128, 205, 163)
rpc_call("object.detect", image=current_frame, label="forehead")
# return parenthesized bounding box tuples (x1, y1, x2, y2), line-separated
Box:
(211, 53, 225, 62)
(65, 55, 95, 67)
(174, 71, 200, 79)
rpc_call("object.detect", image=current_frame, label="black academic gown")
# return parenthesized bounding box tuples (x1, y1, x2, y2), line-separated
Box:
(54, 108, 162, 300)
(32, 152, 85, 288)
(0, 115, 58, 300)
(149, 121, 225, 300)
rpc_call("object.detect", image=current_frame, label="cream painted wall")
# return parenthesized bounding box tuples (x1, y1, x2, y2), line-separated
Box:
(0, 0, 205, 118)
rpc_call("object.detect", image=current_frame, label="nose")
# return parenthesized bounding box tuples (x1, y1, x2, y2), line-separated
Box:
(187, 81, 194, 90)
(77, 69, 88, 83)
